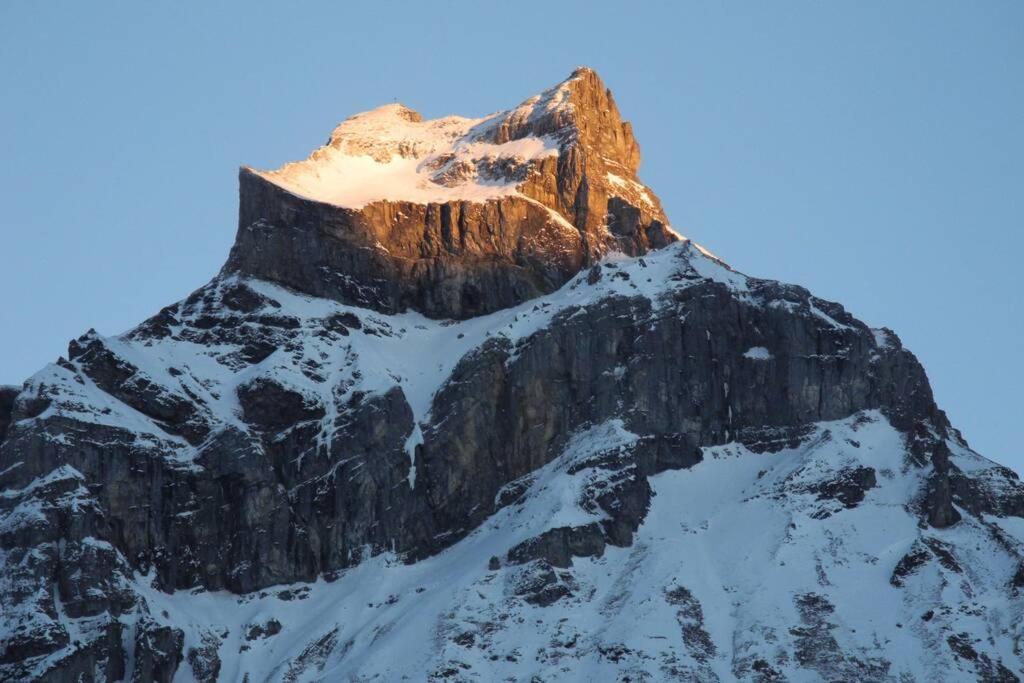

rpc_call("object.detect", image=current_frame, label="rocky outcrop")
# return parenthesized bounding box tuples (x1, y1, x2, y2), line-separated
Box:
(133, 620, 184, 683)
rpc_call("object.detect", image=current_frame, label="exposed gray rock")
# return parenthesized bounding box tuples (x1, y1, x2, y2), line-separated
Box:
(509, 561, 577, 606)
(186, 630, 223, 683)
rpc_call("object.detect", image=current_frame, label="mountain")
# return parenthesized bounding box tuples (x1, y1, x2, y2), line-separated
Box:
(230, 67, 676, 320)
(1, 67, 1022, 683)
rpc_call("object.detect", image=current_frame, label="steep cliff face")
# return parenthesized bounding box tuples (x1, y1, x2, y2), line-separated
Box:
(2, 69, 1023, 682)
(0, 386, 17, 444)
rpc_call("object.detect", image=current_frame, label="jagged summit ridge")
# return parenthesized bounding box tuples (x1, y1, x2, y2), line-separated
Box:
(226, 68, 678, 319)
(253, 67, 646, 210)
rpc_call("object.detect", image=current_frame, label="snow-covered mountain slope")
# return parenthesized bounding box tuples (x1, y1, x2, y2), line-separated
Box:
(133, 413, 1022, 682)
(2, 68, 1023, 682)
(4, 240, 1023, 682)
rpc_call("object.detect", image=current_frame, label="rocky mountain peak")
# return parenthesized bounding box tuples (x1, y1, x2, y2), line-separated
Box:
(227, 68, 676, 319)
(6, 68, 1023, 682)
(490, 66, 641, 175)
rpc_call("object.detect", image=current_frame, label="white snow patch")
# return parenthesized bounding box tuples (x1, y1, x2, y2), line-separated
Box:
(872, 328, 892, 349)
(404, 424, 423, 489)
(743, 346, 772, 360)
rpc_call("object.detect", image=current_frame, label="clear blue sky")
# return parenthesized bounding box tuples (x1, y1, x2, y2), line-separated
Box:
(1, 2, 1021, 471)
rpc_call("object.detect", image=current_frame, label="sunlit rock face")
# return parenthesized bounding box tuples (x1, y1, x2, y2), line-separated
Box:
(3, 69, 1024, 682)
(226, 67, 678, 319)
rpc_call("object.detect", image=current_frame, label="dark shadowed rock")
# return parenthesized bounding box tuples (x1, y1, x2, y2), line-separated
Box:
(507, 523, 607, 568)
(925, 441, 963, 528)
(0, 385, 17, 445)
(809, 465, 877, 508)
(237, 377, 325, 432)
(186, 630, 222, 683)
(133, 620, 184, 683)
